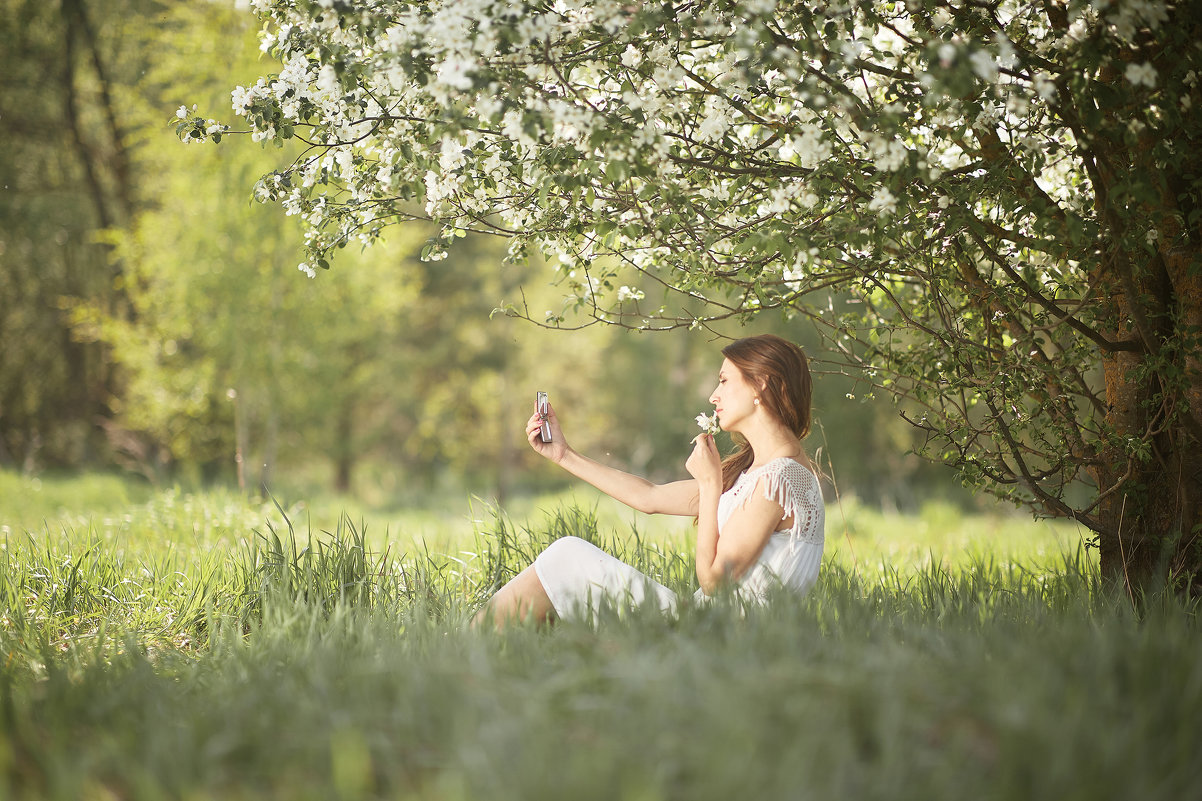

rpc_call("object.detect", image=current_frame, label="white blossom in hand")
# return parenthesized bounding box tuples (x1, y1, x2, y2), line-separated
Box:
(695, 411, 720, 436)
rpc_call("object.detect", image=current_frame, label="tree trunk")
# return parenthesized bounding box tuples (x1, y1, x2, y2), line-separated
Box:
(233, 391, 247, 493)
(260, 403, 278, 496)
(333, 404, 354, 494)
(1094, 243, 1202, 596)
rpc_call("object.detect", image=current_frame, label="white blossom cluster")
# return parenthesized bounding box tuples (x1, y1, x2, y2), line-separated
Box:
(184, 0, 1186, 319)
(175, 105, 229, 143)
(695, 411, 720, 436)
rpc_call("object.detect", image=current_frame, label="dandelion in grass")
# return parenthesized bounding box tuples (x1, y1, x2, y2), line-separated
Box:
(695, 411, 720, 436)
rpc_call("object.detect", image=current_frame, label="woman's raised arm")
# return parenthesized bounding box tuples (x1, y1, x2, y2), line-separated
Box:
(526, 401, 699, 517)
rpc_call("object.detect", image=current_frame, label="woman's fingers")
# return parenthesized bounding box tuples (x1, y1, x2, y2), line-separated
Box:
(527, 410, 557, 451)
(686, 433, 721, 482)
(526, 400, 565, 459)
(528, 417, 544, 438)
(525, 415, 543, 442)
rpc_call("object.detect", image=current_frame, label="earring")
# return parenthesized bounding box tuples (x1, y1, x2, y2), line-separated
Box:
(753, 398, 760, 406)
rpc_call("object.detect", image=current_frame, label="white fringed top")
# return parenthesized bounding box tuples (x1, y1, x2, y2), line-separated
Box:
(705, 456, 825, 603)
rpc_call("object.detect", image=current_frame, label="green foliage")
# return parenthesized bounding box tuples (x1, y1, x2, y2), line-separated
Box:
(67, 2, 425, 488)
(0, 0, 155, 466)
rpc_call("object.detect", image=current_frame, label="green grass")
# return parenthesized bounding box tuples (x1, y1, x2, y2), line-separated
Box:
(1, 470, 1198, 801)
(1, 469, 1086, 574)
(0, 470, 154, 532)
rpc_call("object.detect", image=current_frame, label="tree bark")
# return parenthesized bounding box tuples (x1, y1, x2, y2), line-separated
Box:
(333, 404, 354, 494)
(1094, 243, 1202, 596)
(260, 403, 278, 497)
(233, 391, 246, 494)
(61, 0, 112, 232)
(66, 0, 133, 222)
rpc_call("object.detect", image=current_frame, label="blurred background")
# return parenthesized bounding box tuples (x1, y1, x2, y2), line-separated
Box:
(0, 0, 969, 516)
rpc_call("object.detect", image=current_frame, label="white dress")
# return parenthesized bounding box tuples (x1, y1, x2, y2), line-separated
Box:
(533, 457, 825, 621)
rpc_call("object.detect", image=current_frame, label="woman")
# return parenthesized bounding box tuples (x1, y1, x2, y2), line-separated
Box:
(474, 334, 825, 628)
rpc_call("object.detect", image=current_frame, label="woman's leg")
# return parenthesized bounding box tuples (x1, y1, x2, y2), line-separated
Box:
(471, 564, 556, 629)
(473, 536, 677, 629)
(532, 536, 677, 622)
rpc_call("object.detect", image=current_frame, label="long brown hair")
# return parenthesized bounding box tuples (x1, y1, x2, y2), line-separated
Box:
(718, 334, 812, 491)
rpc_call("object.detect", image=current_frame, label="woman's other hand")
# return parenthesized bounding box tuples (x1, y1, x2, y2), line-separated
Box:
(685, 433, 721, 490)
(527, 400, 569, 463)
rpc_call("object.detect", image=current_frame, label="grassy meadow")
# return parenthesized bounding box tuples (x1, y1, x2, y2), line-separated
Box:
(1, 469, 1199, 801)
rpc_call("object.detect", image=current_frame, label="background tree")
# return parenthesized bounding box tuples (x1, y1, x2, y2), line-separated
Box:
(68, 1, 627, 499)
(187, 0, 1202, 592)
(73, 2, 432, 492)
(0, 0, 147, 468)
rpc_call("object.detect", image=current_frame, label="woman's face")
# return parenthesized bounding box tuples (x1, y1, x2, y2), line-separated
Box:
(709, 358, 760, 433)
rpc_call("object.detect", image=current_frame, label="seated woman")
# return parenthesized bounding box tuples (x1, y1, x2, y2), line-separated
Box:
(474, 334, 825, 628)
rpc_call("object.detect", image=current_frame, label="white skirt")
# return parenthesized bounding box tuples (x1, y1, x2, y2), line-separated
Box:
(533, 536, 678, 621)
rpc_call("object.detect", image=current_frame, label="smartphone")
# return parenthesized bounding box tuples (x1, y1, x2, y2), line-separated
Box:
(536, 391, 552, 443)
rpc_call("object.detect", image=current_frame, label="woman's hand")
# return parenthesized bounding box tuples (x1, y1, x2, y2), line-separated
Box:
(685, 433, 722, 491)
(526, 400, 569, 463)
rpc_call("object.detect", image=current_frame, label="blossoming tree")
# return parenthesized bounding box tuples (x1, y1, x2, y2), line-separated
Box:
(182, 0, 1202, 594)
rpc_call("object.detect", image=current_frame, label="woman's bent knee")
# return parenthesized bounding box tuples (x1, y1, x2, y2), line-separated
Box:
(539, 535, 595, 564)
